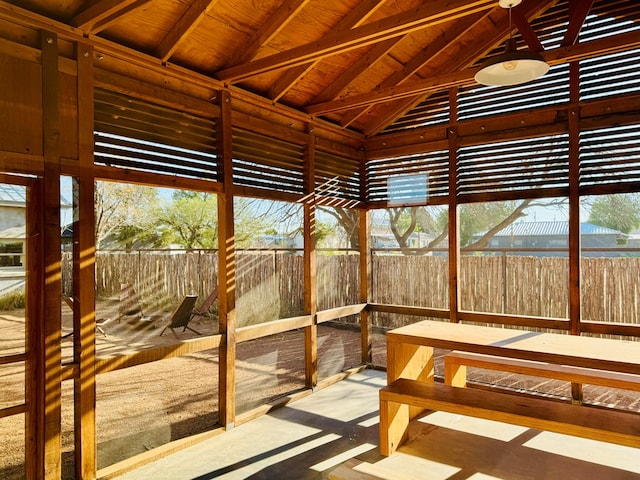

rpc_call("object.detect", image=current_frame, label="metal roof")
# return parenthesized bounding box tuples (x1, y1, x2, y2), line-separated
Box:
(0, 184, 26, 205)
(487, 221, 623, 238)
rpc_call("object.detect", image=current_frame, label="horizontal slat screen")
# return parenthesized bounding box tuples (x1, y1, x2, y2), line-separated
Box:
(580, 49, 640, 101)
(315, 150, 360, 201)
(381, 90, 450, 134)
(232, 128, 304, 194)
(458, 63, 569, 121)
(94, 88, 218, 180)
(366, 150, 448, 204)
(457, 135, 569, 199)
(579, 0, 640, 44)
(580, 124, 640, 191)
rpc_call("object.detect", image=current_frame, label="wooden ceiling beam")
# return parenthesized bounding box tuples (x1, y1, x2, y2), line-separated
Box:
(268, 0, 388, 102)
(309, 38, 401, 105)
(217, 0, 496, 83)
(562, 0, 595, 46)
(361, 0, 558, 135)
(72, 0, 148, 32)
(306, 29, 640, 116)
(512, 8, 545, 52)
(157, 0, 220, 62)
(340, 11, 489, 130)
(231, 0, 311, 65)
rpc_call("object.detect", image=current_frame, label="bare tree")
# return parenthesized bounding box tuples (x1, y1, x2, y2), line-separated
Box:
(94, 181, 158, 248)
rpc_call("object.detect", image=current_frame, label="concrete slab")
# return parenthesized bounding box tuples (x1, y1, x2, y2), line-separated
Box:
(115, 370, 640, 480)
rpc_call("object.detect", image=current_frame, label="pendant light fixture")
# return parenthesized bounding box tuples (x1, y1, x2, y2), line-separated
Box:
(474, 0, 549, 86)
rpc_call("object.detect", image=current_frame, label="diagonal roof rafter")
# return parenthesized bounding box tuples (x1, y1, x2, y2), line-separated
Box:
(230, 0, 311, 66)
(72, 0, 150, 33)
(562, 0, 595, 46)
(305, 28, 640, 119)
(157, 0, 220, 63)
(359, 0, 560, 135)
(338, 10, 491, 131)
(216, 0, 496, 83)
(267, 0, 388, 102)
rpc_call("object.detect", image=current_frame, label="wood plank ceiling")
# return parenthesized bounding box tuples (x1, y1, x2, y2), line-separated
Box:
(7, 0, 638, 136)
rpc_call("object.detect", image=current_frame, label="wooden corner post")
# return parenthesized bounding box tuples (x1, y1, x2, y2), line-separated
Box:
(217, 90, 236, 428)
(74, 40, 97, 479)
(303, 125, 317, 389)
(40, 29, 63, 480)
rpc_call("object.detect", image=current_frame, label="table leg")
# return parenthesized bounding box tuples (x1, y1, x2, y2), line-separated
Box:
(386, 339, 434, 384)
(381, 339, 434, 455)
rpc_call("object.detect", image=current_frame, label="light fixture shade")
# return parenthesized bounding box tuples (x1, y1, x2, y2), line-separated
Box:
(474, 39, 549, 86)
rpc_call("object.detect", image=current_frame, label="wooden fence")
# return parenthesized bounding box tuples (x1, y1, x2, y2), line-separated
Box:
(61, 252, 640, 329)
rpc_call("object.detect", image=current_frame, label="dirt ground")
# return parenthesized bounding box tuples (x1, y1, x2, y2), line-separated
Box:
(0, 302, 364, 480)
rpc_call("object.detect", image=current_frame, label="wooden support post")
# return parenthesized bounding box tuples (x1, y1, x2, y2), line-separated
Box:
(447, 88, 460, 323)
(26, 178, 44, 480)
(74, 40, 97, 479)
(40, 30, 63, 480)
(217, 90, 236, 428)
(568, 61, 583, 402)
(303, 126, 317, 389)
(359, 207, 371, 365)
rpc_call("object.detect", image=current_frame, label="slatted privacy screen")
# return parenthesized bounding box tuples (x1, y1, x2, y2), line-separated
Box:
(579, 0, 640, 43)
(232, 128, 305, 194)
(457, 134, 569, 199)
(579, 124, 640, 192)
(314, 150, 361, 201)
(578, 0, 640, 101)
(366, 150, 448, 204)
(94, 88, 218, 180)
(381, 90, 450, 134)
(580, 48, 640, 101)
(458, 63, 570, 121)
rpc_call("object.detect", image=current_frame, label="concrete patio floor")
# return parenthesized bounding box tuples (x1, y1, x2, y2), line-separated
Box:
(114, 369, 640, 480)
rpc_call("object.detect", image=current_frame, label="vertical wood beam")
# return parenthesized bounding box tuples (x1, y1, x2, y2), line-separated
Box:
(568, 61, 581, 336)
(217, 90, 236, 428)
(568, 61, 583, 402)
(40, 30, 63, 480)
(74, 41, 97, 480)
(303, 126, 317, 388)
(359, 150, 371, 365)
(448, 88, 460, 323)
(26, 177, 44, 480)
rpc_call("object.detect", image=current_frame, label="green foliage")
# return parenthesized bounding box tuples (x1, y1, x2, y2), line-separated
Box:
(0, 289, 25, 310)
(155, 193, 218, 249)
(588, 194, 640, 234)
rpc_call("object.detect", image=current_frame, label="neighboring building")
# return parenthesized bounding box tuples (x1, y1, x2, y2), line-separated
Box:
(371, 232, 434, 250)
(472, 221, 628, 257)
(0, 184, 72, 263)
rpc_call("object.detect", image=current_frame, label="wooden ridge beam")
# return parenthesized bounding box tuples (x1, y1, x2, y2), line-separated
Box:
(217, 0, 495, 83)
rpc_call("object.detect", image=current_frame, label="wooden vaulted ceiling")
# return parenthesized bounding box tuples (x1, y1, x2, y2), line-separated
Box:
(6, 0, 638, 136)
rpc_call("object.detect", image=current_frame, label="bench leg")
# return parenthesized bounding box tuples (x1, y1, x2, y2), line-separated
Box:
(379, 395, 410, 456)
(444, 360, 467, 387)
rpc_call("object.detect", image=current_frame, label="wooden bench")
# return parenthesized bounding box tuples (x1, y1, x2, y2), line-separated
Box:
(379, 378, 640, 456)
(444, 351, 640, 394)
